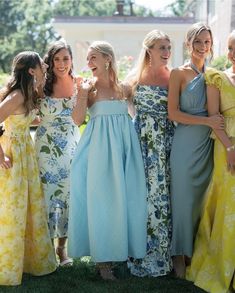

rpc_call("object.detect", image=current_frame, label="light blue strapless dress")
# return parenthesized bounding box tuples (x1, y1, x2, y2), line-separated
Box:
(68, 100, 147, 262)
(170, 73, 213, 257)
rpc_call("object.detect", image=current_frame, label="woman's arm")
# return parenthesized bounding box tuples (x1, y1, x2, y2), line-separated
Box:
(72, 80, 92, 126)
(0, 91, 23, 168)
(123, 82, 135, 118)
(168, 69, 223, 129)
(207, 85, 235, 173)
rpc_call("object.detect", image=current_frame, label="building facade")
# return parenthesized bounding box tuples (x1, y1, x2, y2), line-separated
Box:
(53, 16, 195, 74)
(186, 0, 235, 57)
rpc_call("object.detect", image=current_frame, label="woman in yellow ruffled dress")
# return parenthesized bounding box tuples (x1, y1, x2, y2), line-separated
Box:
(0, 51, 56, 286)
(186, 31, 235, 293)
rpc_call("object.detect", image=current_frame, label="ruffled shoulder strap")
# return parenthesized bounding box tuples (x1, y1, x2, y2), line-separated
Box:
(204, 68, 223, 90)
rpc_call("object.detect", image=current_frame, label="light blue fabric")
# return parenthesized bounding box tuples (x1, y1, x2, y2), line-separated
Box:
(68, 100, 147, 262)
(170, 74, 213, 257)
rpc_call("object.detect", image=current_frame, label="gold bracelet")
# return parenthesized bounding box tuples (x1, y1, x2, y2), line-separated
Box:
(226, 145, 235, 152)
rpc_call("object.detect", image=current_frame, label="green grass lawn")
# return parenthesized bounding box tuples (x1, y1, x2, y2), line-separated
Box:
(0, 260, 206, 293)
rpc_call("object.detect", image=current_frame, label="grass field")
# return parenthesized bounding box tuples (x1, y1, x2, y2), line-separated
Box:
(0, 260, 206, 293)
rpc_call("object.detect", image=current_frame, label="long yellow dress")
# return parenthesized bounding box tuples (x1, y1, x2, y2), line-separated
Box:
(186, 69, 235, 293)
(0, 112, 56, 286)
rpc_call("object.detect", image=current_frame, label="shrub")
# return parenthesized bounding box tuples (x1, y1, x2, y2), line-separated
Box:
(210, 55, 231, 70)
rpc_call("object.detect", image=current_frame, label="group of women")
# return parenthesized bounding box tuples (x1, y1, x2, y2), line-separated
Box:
(0, 22, 234, 293)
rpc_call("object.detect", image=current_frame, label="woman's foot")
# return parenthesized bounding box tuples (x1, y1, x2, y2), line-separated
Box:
(56, 246, 73, 267)
(173, 256, 186, 279)
(97, 263, 116, 281)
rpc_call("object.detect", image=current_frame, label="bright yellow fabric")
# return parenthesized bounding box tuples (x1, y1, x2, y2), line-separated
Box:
(205, 69, 235, 138)
(187, 70, 235, 293)
(0, 113, 56, 286)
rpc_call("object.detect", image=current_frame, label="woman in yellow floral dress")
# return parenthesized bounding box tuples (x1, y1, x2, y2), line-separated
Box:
(186, 31, 235, 293)
(0, 51, 56, 286)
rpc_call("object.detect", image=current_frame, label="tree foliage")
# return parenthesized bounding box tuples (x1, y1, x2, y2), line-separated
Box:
(0, 0, 57, 73)
(53, 0, 154, 17)
(0, 0, 153, 73)
(168, 0, 188, 16)
(211, 55, 231, 71)
(54, 0, 116, 16)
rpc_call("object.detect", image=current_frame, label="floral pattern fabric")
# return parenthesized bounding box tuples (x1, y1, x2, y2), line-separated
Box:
(0, 113, 56, 285)
(35, 96, 80, 238)
(186, 70, 235, 293)
(128, 85, 174, 277)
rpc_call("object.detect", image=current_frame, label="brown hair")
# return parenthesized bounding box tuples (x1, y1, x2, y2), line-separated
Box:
(1, 51, 42, 115)
(44, 40, 73, 96)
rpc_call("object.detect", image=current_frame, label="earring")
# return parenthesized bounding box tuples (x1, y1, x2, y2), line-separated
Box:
(149, 54, 152, 67)
(33, 76, 38, 91)
(105, 62, 109, 70)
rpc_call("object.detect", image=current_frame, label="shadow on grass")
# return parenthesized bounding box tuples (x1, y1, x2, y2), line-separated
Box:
(0, 259, 206, 293)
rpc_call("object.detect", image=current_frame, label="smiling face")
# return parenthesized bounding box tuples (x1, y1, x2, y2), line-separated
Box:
(190, 30, 212, 61)
(148, 38, 171, 66)
(227, 35, 235, 66)
(52, 48, 72, 77)
(87, 48, 110, 77)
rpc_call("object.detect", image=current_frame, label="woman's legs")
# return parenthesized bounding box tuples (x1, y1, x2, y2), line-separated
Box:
(55, 237, 73, 266)
(172, 255, 187, 278)
(96, 262, 116, 281)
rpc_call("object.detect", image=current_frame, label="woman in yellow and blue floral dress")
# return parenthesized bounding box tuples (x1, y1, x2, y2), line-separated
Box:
(0, 51, 56, 286)
(186, 31, 235, 293)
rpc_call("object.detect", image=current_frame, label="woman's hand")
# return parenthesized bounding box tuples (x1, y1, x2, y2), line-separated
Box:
(79, 77, 97, 97)
(208, 113, 224, 130)
(226, 148, 235, 174)
(0, 154, 12, 169)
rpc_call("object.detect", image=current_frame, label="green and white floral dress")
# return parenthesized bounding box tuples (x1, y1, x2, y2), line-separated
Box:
(128, 85, 174, 277)
(35, 95, 80, 238)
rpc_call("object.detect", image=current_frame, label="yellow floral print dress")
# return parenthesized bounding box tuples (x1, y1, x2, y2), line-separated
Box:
(0, 112, 56, 286)
(186, 69, 235, 293)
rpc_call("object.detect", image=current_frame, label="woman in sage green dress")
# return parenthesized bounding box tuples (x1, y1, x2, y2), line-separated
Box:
(168, 22, 224, 278)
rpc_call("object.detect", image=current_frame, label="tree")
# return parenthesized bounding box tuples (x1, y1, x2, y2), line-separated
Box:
(0, 0, 57, 73)
(53, 0, 154, 17)
(211, 55, 231, 71)
(168, 0, 188, 16)
(54, 0, 116, 17)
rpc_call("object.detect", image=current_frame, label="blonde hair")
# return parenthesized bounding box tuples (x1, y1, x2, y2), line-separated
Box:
(228, 30, 235, 42)
(126, 30, 170, 87)
(186, 22, 213, 59)
(89, 41, 120, 92)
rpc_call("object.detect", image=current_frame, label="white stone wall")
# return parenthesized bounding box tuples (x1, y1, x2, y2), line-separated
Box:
(53, 20, 192, 75)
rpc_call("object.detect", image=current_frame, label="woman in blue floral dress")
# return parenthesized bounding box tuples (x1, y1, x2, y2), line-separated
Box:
(35, 41, 81, 266)
(127, 30, 175, 277)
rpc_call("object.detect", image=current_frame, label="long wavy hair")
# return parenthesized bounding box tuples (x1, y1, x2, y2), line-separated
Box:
(89, 41, 122, 96)
(186, 22, 214, 60)
(1, 51, 42, 115)
(43, 40, 73, 96)
(126, 30, 171, 88)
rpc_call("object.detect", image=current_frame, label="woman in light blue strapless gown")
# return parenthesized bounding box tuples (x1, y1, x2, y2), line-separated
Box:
(68, 41, 147, 280)
(168, 23, 224, 278)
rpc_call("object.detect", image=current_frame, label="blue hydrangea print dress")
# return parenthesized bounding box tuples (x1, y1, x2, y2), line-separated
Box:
(128, 85, 175, 277)
(35, 95, 80, 238)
